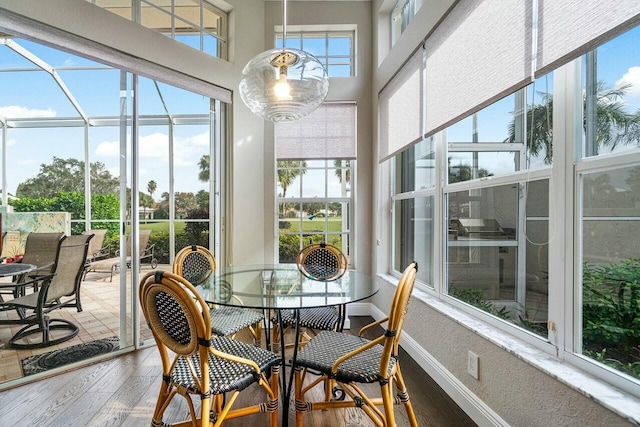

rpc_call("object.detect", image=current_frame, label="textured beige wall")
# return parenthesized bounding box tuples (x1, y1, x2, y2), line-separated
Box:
(373, 281, 631, 426)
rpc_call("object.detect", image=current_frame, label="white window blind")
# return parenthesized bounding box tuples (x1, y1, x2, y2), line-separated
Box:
(424, 0, 531, 136)
(378, 48, 424, 162)
(276, 103, 356, 160)
(536, 0, 640, 76)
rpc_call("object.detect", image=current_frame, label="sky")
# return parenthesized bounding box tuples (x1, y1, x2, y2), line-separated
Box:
(1, 26, 639, 198)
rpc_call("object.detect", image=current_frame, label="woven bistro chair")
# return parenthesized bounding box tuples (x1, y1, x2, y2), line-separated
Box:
(293, 262, 419, 427)
(273, 243, 348, 351)
(173, 245, 264, 345)
(140, 270, 281, 427)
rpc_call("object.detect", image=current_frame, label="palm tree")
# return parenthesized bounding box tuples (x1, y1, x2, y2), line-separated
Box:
(198, 155, 210, 182)
(506, 82, 640, 164)
(147, 180, 157, 219)
(277, 161, 307, 198)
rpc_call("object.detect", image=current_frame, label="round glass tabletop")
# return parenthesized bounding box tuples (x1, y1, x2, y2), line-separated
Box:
(195, 264, 378, 310)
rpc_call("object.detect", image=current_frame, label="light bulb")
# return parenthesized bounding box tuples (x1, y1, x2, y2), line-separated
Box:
(274, 70, 292, 100)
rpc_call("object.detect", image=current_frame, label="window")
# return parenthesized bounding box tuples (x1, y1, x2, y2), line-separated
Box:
(387, 21, 640, 395)
(276, 103, 356, 264)
(578, 25, 640, 380)
(391, 0, 423, 47)
(86, 0, 227, 59)
(276, 31, 355, 77)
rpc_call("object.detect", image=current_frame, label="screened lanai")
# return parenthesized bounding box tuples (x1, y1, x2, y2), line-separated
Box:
(0, 34, 224, 385)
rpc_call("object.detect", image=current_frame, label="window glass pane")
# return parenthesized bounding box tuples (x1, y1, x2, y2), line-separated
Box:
(581, 165, 640, 379)
(301, 169, 325, 198)
(446, 73, 553, 183)
(447, 181, 549, 336)
(448, 152, 517, 183)
(302, 35, 326, 58)
(277, 159, 352, 264)
(583, 25, 640, 159)
(393, 197, 434, 286)
(328, 37, 351, 56)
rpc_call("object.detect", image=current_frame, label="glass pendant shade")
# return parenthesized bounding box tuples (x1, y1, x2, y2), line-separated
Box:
(239, 47, 329, 122)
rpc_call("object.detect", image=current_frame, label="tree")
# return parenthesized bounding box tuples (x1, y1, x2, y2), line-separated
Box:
(196, 189, 209, 209)
(448, 161, 492, 184)
(147, 180, 157, 201)
(16, 157, 119, 198)
(277, 161, 307, 199)
(506, 82, 640, 164)
(198, 155, 210, 182)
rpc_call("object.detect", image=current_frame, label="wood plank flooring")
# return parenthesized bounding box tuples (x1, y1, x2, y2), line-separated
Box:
(0, 317, 476, 426)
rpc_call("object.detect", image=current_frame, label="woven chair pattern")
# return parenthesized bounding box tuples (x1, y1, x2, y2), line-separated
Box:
(210, 306, 266, 336)
(278, 306, 340, 331)
(156, 291, 192, 346)
(297, 243, 347, 281)
(296, 330, 396, 383)
(174, 336, 281, 394)
(180, 251, 213, 285)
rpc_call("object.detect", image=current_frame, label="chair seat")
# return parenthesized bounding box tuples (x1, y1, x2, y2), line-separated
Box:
(210, 306, 265, 337)
(172, 336, 281, 394)
(295, 330, 396, 383)
(278, 307, 340, 331)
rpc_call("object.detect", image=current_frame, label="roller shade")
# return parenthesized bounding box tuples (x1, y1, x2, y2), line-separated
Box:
(378, 47, 424, 162)
(536, 0, 640, 76)
(276, 103, 356, 160)
(424, 0, 532, 136)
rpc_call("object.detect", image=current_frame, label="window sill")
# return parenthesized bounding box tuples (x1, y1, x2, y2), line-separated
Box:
(377, 273, 640, 424)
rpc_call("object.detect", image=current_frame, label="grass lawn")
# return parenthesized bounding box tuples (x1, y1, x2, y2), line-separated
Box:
(280, 217, 344, 233)
(139, 221, 186, 234)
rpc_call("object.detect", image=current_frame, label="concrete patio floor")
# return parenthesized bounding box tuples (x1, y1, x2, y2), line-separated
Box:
(0, 264, 167, 383)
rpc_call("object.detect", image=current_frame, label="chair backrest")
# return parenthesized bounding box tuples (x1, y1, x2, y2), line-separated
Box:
(140, 270, 212, 362)
(85, 229, 107, 258)
(379, 262, 417, 378)
(173, 245, 216, 286)
(296, 243, 348, 281)
(46, 234, 93, 302)
(124, 229, 152, 257)
(21, 232, 64, 274)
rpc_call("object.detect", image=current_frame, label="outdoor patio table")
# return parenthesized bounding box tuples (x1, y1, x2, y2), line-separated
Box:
(0, 263, 37, 301)
(196, 264, 379, 427)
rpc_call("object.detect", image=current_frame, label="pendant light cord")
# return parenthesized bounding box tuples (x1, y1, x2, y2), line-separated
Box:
(282, 0, 287, 51)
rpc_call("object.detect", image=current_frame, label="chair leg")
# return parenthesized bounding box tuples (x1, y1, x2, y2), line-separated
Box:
(394, 365, 418, 427)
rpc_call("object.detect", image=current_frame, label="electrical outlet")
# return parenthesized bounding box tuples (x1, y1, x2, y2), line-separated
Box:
(467, 351, 479, 380)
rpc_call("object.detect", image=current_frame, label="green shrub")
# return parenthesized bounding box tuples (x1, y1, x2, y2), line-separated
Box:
(583, 259, 640, 372)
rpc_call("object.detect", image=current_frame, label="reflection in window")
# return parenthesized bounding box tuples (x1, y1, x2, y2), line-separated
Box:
(447, 180, 549, 336)
(393, 196, 434, 286)
(583, 25, 640, 158)
(447, 73, 553, 184)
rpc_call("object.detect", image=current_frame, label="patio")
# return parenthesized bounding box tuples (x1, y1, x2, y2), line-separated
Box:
(0, 263, 166, 383)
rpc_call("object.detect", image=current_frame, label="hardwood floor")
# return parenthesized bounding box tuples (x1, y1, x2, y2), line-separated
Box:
(0, 317, 476, 426)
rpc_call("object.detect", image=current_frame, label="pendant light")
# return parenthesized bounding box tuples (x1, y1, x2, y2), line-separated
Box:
(239, 0, 329, 122)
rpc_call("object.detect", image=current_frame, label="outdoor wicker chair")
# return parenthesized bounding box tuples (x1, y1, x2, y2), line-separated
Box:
(140, 270, 281, 427)
(293, 262, 419, 427)
(0, 234, 93, 349)
(273, 242, 348, 351)
(173, 245, 264, 346)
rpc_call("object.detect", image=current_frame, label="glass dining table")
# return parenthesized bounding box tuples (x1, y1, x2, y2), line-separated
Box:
(195, 264, 379, 426)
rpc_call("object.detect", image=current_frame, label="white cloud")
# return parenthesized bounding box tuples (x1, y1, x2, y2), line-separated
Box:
(93, 131, 210, 167)
(0, 105, 56, 119)
(615, 66, 640, 108)
(64, 58, 75, 66)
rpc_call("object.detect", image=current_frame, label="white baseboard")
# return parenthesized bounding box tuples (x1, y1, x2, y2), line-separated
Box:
(366, 303, 509, 427)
